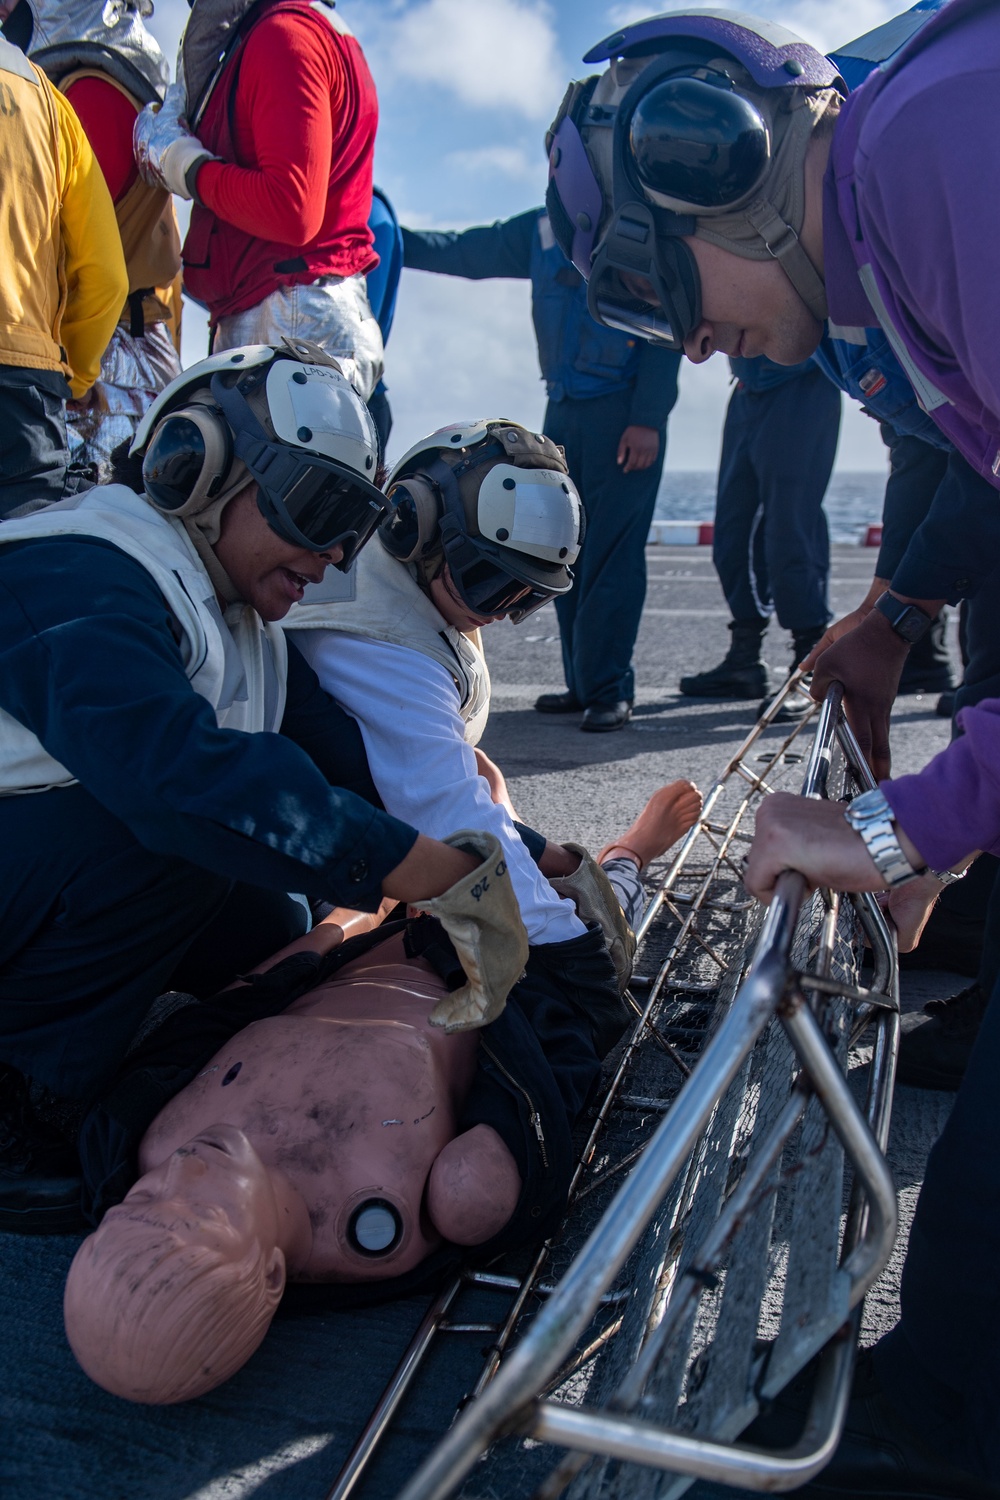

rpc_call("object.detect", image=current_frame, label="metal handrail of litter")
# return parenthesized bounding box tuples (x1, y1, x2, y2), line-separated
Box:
(392, 682, 900, 1500)
(323, 673, 829, 1500)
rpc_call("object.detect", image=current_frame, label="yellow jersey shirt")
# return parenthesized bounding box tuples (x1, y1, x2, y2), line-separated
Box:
(0, 37, 126, 397)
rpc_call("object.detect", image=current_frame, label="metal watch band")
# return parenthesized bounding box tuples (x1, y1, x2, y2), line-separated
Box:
(929, 865, 968, 886)
(844, 787, 923, 888)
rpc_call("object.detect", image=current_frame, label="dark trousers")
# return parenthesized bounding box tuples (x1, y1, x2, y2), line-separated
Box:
(544, 387, 665, 707)
(0, 368, 71, 518)
(713, 368, 840, 632)
(875, 944, 1000, 1480)
(0, 786, 306, 1103)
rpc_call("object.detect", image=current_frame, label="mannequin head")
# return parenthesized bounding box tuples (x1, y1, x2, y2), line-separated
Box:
(64, 1125, 300, 1403)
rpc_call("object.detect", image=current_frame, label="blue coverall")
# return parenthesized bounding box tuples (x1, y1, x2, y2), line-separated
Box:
(0, 536, 417, 1101)
(716, 356, 840, 635)
(402, 209, 681, 710)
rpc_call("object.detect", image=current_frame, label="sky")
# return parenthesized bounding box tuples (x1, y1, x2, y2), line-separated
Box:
(149, 0, 909, 474)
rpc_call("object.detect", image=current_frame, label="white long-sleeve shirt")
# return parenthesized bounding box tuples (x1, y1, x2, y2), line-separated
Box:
(291, 631, 586, 945)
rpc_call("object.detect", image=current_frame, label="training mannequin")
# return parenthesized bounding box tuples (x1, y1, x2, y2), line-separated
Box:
(63, 776, 699, 1404)
(65, 928, 527, 1404)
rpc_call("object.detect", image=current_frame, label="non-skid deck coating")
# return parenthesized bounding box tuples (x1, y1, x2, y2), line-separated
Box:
(0, 548, 958, 1500)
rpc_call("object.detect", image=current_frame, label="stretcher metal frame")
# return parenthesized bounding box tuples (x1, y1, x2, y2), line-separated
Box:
(324, 677, 899, 1500)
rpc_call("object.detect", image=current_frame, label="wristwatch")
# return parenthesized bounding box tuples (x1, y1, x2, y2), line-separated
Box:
(873, 591, 933, 644)
(843, 788, 924, 887)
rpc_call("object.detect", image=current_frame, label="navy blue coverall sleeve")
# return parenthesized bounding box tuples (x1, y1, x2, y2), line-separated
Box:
(0, 538, 417, 908)
(887, 448, 1000, 603)
(401, 210, 537, 280)
(875, 426, 948, 582)
(628, 340, 682, 430)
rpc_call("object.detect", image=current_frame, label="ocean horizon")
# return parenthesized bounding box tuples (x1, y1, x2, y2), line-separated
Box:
(656, 470, 886, 545)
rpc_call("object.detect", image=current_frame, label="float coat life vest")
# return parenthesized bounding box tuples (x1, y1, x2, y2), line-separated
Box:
(288, 540, 491, 745)
(47, 66, 181, 339)
(0, 485, 288, 796)
(182, 0, 378, 321)
(31, 28, 181, 340)
(530, 212, 642, 403)
(827, 0, 1000, 484)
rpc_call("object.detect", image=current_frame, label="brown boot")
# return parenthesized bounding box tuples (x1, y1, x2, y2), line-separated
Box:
(598, 781, 702, 870)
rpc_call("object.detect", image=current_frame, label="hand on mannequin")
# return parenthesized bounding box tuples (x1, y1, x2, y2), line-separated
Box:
(808, 609, 911, 780)
(617, 425, 659, 473)
(744, 792, 927, 904)
(409, 830, 528, 1031)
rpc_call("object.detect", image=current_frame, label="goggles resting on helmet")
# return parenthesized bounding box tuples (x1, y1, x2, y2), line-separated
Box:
(210, 374, 389, 566)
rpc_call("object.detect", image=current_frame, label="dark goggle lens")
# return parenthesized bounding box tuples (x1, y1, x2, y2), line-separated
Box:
(629, 77, 770, 210)
(142, 417, 209, 511)
(450, 557, 553, 619)
(277, 465, 386, 557)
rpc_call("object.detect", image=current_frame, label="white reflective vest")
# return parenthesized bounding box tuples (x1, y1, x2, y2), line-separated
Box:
(288, 540, 491, 745)
(0, 484, 288, 795)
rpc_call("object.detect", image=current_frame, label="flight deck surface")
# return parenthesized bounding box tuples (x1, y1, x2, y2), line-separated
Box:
(0, 546, 958, 1500)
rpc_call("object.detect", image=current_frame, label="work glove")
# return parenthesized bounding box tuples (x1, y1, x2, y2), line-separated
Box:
(411, 830, 528, 1032)
(134, 83, 217, 201)
(550, 844, 637, 994)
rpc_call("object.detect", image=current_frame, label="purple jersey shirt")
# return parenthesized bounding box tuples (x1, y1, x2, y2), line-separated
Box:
(885, 698, 1000, 870)
(824, 0, 1000, 487)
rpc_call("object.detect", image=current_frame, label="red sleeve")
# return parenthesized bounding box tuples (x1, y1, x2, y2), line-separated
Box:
(195, 10, 344, 244)
(63, 76, 138, 203)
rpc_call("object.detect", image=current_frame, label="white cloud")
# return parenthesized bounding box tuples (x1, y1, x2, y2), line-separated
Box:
(379, 271, 545, 464)
(445, 145, 540, 182)
(367, 0, 566, 120)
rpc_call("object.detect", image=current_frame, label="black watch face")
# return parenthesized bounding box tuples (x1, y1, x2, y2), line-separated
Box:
(877, 594, 930, 643)
(896, 607, 930, 644)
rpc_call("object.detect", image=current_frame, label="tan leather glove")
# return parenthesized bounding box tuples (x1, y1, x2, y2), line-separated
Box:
(411, 830, 528, 1032)
(550, 844, 637, 993)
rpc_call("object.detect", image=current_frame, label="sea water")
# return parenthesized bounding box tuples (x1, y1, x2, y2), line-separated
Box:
(656, 471, 885, 545)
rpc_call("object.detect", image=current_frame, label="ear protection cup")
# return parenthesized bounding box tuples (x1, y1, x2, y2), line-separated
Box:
(378, 472, 444, 562)
(141, 404, 235, 519)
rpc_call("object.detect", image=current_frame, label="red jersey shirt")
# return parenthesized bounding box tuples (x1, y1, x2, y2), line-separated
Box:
(183, 2, 378, 320)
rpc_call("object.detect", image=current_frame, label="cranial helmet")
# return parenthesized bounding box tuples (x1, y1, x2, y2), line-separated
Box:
(379, 420, 585, 624)
(131, 340, 388, 598)
(546, 10, 844, 349)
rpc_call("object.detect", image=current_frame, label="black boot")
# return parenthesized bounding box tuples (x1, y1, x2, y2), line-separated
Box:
(897, 982, 989, 1090)
(758, 626, 826, 722)
(679, 619, 768, 699)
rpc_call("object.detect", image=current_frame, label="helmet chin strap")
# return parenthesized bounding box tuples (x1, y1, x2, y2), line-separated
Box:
(187, 526, 241, 607)
(743, 198, 828, 323)
(180, 473, 256, 608)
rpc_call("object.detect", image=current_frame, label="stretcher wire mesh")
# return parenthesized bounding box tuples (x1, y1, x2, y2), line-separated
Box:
(329, 682, 890, 1500)
(442, 683, 885, 1500)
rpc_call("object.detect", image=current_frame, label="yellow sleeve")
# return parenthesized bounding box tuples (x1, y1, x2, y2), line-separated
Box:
(51, 86, 128, 398)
